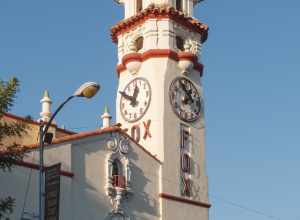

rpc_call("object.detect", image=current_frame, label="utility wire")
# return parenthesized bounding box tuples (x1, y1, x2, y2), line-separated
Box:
(130, 166, 283, 220)
(20, 157, 33, 219)
(20, 124, 283, 220)
(210, 194, 282, 220)
(20, 134, 40, 219)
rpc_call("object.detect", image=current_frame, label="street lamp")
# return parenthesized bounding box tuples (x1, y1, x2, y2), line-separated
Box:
(38, 82, 100, 220)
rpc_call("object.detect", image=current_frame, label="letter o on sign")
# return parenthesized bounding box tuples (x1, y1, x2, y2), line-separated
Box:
(131, 125, 140, 143)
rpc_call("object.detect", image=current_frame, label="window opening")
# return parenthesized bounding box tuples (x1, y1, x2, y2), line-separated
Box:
(112, 159, 122, 176)
(135, 37, 143, 52)
(137, 0, 143, 12)
(176, 0, 183, 11)
(176, 36, 185, 51)
(112, 159, 126, 188)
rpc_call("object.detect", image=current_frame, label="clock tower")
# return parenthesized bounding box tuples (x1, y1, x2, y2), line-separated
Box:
(112, 0, 210, 219)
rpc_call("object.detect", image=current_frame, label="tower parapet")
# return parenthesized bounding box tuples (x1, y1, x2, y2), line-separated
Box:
(111, 4, 208, 77)
(114, 0, 205, 18)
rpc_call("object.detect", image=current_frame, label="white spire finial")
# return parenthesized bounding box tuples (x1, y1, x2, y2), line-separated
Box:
(40, 90, 52, 122)
(101, 105, 112, 128)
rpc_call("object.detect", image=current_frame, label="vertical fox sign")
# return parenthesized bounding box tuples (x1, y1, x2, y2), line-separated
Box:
(44, 163, 61, 220)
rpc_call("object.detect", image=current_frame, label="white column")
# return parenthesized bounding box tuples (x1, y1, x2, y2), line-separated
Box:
(187, 0, 193, 17)
(40, 90, 52, 122)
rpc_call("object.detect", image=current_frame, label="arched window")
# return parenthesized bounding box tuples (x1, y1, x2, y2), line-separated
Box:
(136, 0, 143, 12)
(176, 0, 183, 11)
(135, 36, 143, 52)
(112, 159, 122, 176)
(112, 159, 126, 188)
(176, 36, 185, 51)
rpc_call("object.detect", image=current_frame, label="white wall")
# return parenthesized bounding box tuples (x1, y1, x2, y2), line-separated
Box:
(0, 131, 161, 220)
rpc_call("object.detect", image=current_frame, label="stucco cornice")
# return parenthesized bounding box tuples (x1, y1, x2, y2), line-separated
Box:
(116, 49, 204, 76)
(22, 125, 162, 164)
(14, 160, 74, 178)
(110, 4, 209, 43)
(26, 126, 122, 149)
(159, 193, 211, 208)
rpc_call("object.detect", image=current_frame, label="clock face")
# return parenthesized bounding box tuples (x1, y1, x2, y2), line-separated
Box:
(169, 77, 201, 122)
(119, 77, 151, 122)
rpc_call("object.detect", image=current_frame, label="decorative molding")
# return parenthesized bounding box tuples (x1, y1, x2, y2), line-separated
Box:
(184, 39, 202, 55)
(111, 4, 209, 43)
(25, 126, 122, 149)
(105, 134, 132, 216)
(116, 49, 204, 76)
(19, 126, 162, 164)
(14, 160, 74, 178)
(159, 193, 211, 208)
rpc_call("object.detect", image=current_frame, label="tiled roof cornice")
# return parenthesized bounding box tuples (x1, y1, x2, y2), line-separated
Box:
(24, 125, 162, 164)
(2, 112, 76, 135)
(26, 126, 122, 149)
(111, 4, 209, 43)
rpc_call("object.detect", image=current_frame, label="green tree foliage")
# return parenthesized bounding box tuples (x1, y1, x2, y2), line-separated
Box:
(0, 77, 26, 219)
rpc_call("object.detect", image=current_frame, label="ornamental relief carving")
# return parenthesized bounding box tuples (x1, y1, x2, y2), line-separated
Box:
(105, 134, 132, 218)
(184, 39, 202, 55)
(123, 28, 145, 54)
(173, 23, 202, 55)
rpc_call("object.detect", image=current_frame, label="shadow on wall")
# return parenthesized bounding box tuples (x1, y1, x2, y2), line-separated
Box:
(70, 141, 111, 220)
(68, 136, 159, 219)
(124, 149, 160, 219)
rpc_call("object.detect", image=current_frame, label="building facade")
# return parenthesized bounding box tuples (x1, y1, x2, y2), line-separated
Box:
(0, 0, 210, 219)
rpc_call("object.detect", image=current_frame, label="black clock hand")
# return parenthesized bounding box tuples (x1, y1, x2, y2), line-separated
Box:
(179, 80, 194, 103)
(132, 86, 139, 101)
(130, 86, 139, 106)
(119, 91, 134, 102)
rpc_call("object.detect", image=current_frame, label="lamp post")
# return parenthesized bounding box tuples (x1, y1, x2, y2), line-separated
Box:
(38, 82, 100, 220)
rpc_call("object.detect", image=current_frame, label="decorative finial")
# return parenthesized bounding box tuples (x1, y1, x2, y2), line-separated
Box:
(104, 105, 109, 114)
(101, 105, 112, 128)
(43, 90, 50, 98)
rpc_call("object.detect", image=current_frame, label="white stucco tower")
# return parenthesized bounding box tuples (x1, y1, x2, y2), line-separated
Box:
(113, 0, 210, 219)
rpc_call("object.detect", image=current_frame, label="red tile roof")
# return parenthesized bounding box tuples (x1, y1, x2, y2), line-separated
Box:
(25, 125, 162, 164)
(111, 4, 209, 43)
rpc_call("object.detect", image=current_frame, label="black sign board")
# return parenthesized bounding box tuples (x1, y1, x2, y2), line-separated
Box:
(44, 163, 61, 220)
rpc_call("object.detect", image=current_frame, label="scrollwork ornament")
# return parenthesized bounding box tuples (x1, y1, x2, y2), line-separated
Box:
(106, 135, 130, 154)
(107, 137, 118, 152)
(119, 137, 130, 154)
(125, 36, 136, 52)
(106, 134, 132, 219)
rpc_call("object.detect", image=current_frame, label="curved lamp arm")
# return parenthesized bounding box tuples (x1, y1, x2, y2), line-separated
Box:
(42, 95, 75, 137)
(41, 81, 100, 137)
(38, 81, 99, 220)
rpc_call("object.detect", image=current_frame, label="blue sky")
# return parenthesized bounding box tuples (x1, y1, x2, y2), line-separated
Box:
(1, 1, 300, 219)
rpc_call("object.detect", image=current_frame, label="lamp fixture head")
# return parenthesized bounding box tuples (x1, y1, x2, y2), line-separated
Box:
(74, 82, 100, 99)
